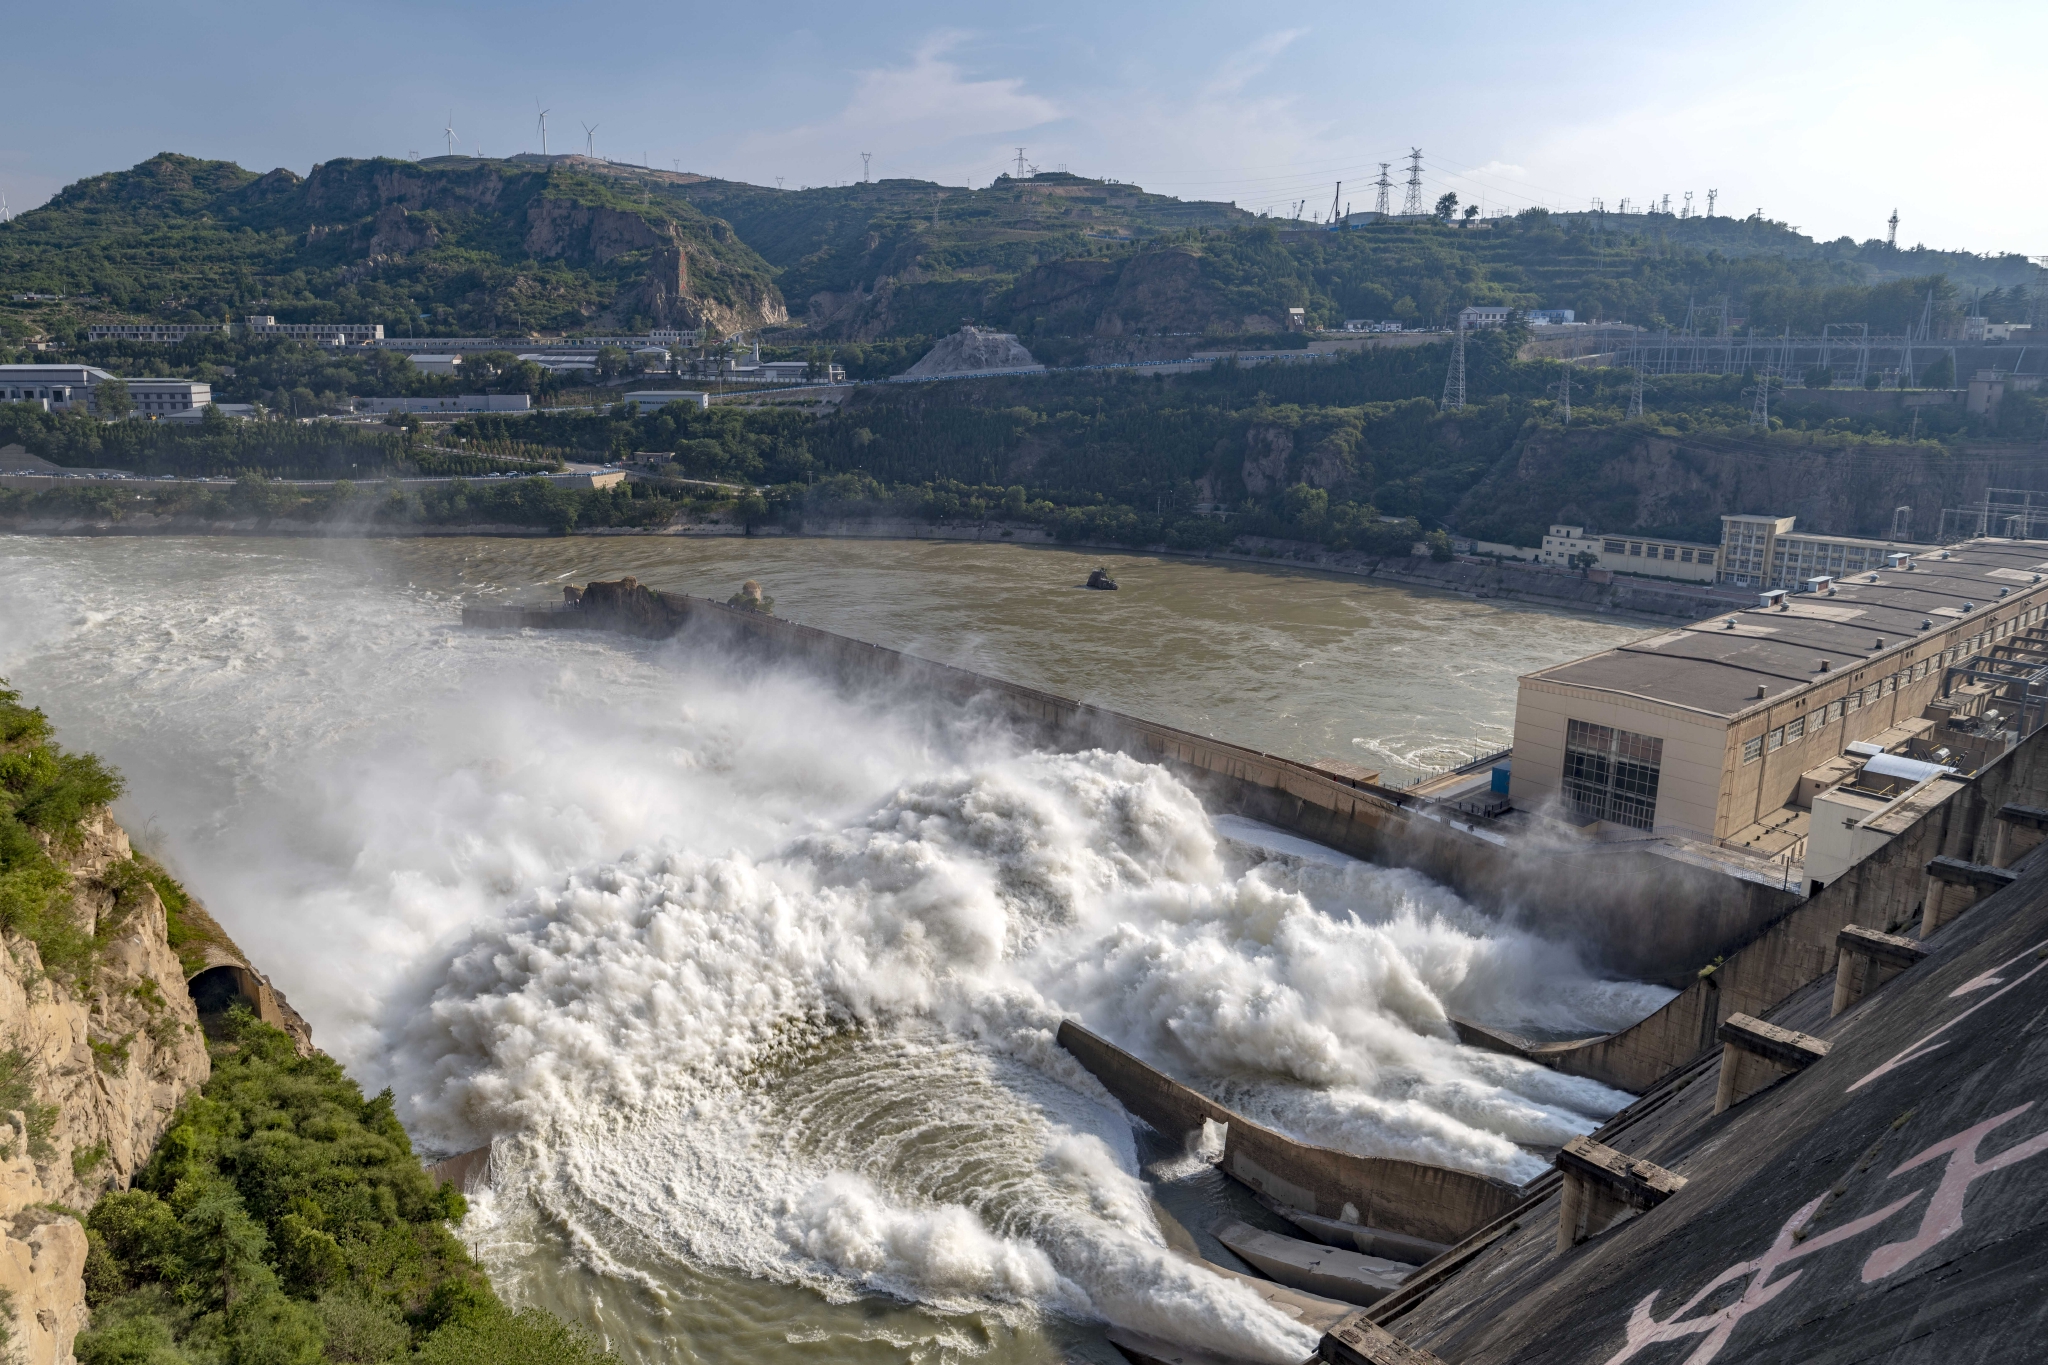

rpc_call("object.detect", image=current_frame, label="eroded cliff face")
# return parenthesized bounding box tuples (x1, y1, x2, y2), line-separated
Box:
(0, 810, 217, 1362)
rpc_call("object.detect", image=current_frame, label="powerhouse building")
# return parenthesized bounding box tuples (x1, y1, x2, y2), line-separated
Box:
(1510, 537, 2048, 843)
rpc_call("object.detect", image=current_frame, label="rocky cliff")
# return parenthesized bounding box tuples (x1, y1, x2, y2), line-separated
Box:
(0, 808, 215, 1362)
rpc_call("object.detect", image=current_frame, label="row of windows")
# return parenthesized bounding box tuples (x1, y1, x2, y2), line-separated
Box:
(1738, 610, 2048, 762)
(1600, 539, 1715, 565)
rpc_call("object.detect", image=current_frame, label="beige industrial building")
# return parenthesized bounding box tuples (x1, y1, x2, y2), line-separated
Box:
(1717, 514, 1908, 588)
(1510, 538, 2048, 845)
(1538, 524, 1720, 581)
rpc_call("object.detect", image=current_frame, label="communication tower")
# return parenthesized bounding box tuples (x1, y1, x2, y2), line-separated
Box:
(1373, 164, 1392, 217)
(1401, 150, 1425, 217)
(1441, 317, 1467, 411)
(1683, 191, 1693, 219)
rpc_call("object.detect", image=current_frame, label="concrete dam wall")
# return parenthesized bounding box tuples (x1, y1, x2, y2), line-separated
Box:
(466, 579, 1797, 986)
(1057, 1022, 1522, 1246)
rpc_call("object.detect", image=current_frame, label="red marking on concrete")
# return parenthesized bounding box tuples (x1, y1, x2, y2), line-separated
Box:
(1847, 936, 2048, 1092)
(1601, 1106, 2048, 1363)
(1861, 1103, 2048, 1281)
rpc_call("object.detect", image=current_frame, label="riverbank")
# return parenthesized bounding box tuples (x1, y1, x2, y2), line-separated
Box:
(0, 508, 1740, 621)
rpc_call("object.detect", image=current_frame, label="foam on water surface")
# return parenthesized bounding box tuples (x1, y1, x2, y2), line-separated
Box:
(0, 537, 1669, 1362)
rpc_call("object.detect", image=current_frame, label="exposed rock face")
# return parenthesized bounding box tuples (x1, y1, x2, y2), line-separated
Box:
(902, 327, 1043, 378)
(0, 810, 222, 1362)
(20, 812, 211, 1210)
(0, 1138, 89, 1365)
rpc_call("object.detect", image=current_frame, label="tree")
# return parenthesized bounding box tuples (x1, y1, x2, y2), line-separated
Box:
(1920, 353, 1956, 389)
(1434, 192, 1459, 222)
(1802, 364, 1834, 389)
(595, 346, 630, 382)
(93, 377, 133, 420)
(1463, 204, 1480, 226)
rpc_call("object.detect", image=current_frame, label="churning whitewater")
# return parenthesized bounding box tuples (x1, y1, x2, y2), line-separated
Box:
(0, 537, 1669, 1363)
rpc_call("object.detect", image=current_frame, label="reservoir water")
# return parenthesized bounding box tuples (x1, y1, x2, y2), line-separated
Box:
(0, 535, 1658, 1364)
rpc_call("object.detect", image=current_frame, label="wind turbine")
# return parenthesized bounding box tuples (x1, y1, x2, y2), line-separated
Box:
(582, 122, 598, 159)
(535, 100, 550, 156)
(444, 111, 458, 158)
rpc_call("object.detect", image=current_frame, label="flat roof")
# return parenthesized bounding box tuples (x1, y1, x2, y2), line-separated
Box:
(1525, 539, 2048, 720)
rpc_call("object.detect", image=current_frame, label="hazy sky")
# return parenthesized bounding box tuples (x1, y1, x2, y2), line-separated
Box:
(3, 1, 2041, 256)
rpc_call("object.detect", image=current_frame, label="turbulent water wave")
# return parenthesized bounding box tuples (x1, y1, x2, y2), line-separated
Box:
(0, 537, 1668, 1363)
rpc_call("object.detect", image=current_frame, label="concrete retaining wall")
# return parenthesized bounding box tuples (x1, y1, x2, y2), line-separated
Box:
(1532, 718, 2048, 1092)
(1056, 1023, 1520, 1246)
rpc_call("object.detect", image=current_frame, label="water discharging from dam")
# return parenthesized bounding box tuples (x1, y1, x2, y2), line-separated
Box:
(0, 536, 1664, 1363)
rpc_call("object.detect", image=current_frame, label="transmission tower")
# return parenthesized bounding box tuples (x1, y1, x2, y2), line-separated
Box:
(1887, 208, 1899, 247)
(1891, 505, 1913, 541)
(861, 152, 872, 183)
(1557, 359, 1572, 426)
(1401, 149, 1425, 217)
(1373, 163, 1392, 217)
(1629, 364, 1644, 420)
(1014, 147, 1028, 178)
(1442, 318, 1466, 411)
(1329, 181, 1342, 225)
(1707, 188, 1717, 217)
(1683, 191, 1693, 219)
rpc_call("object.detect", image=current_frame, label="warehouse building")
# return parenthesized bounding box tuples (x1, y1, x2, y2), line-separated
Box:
(1717, 514, 1908, 588)
(1510, 538, 2048, 844)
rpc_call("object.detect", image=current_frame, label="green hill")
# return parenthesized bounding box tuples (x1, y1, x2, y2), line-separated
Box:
(1, 153, 2039, 359)
(0, 153, 784, 337)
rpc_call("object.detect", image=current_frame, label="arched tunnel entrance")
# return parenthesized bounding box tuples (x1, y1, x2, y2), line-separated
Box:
(187, 963, 264, 1017)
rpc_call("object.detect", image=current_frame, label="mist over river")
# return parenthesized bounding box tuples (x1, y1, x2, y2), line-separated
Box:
(0, 535, 1659, 1364)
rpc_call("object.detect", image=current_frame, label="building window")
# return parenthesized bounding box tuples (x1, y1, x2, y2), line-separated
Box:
(1663, 546, 1676, 560)
(1564, 720, 1663, 830)
(1680, 549, 1694, 562)
(1847, 692, 1862, 713)
(1743, 736, 1764, 762)
(1629, 543, 1643, 556)
(1786, 716, 1805, 741)
(1767, 727, 1785, 752)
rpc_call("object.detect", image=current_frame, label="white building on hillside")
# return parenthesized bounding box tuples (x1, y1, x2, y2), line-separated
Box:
(88, 323, 231, 343)
(127, 379, 211, 417)
(408, 354, 462, 376)
(0, 364, 112, 411)
(243, 316, 385, 344)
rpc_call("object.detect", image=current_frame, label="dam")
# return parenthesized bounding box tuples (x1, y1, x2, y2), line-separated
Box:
(16, 532, 2037, 1363)
(465, 575, 2048, 1364)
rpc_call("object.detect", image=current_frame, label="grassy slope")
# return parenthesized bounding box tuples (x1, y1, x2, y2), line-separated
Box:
(81, 1011, 611, 1365)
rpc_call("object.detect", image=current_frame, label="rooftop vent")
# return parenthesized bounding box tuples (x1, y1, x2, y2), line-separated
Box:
(1875, 637, 1886, 648)
(1941, 550, 1953, 559)
(1819, 659, 1831, 672)
(1725, 617, 1739, 630)
(1999, 586, 2011, 597)
(1756, 684, 1768, 699)
(1964, 601, 1976, 611)
(1922, 619, 1933, 630)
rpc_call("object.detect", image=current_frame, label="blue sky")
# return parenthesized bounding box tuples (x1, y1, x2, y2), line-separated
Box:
(3, 1, 2042, 257)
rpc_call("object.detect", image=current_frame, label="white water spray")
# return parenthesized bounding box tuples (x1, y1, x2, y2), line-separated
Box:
(0, 538, 1666, 1362)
